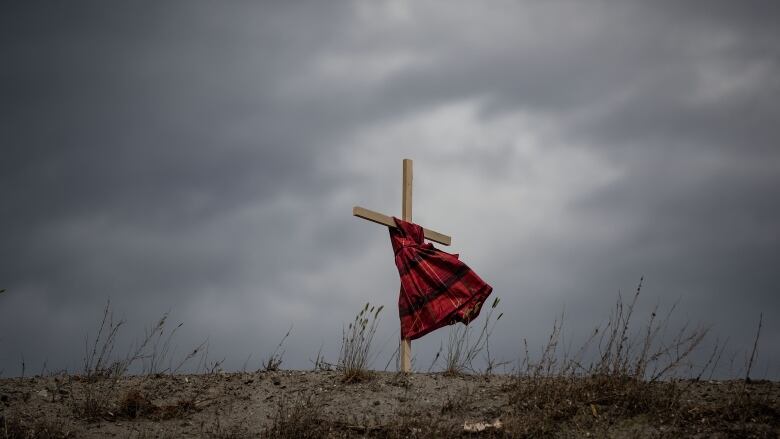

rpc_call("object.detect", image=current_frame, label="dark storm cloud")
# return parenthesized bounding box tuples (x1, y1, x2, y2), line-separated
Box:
(1, 1, 777, 377)
(0, 1, 366, 370)
(338, 1, 780, 375)
(2, 2, 351, 298)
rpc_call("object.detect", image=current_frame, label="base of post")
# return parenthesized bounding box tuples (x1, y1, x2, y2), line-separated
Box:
(400, 338, 411, 372)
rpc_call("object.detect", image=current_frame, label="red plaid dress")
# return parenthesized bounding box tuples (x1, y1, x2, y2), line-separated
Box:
(390, 217, 493, 340)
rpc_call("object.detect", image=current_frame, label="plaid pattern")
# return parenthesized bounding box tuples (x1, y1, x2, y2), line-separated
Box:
(390, 217, 493, 340)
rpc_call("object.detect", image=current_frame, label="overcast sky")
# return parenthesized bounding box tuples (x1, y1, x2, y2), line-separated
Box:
(1, 1, 778, 379)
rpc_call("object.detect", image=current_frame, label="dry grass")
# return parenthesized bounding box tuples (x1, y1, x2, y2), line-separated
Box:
(200, 415, 249, 439)
(508, 374, 675, 436)
(262, 392, 330, 438)
(3, 281, 777, 438)
(71, 302, 206, 420)
(689, 382, 779, 433)
(117, 389, 156, 418)
(262, 326, 292, 372)
(516, 278, 709, 381)
(439, 297, 503, 376)
(310, 343, 332, 372)
(115, 388, 203, 421)
(439, 386, 474, 415)
(338, 303, 383, 383)
(261, 392, 469, 439)
(370, 407, 460, 438)
(0, 414, 72, 439)
(507, 376, 779, 437)
(501, 277, 780, 437)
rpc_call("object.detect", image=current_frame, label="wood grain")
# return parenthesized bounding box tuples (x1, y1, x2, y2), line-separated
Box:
(352, 206, 451, 246)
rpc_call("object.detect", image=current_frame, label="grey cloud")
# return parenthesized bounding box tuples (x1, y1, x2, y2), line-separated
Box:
(1, 1, 778, 378)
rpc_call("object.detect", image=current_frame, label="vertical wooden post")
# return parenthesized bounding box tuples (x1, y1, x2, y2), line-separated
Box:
(402, 159, 413, 221)
(400, 159, 413, 372)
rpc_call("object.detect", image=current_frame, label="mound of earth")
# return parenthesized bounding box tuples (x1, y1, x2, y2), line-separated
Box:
(1, 371, 778, 438)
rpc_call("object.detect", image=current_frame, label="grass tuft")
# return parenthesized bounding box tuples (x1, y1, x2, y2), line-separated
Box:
(0, 414, 72, 439)
(338, 303, 383, 383)
(441, 296, 504, 376)
(262, 326, 292, 372)
(72, 302, 205, 420)
(263, 392, 327, 439)
(505, 277, 723, 437)
(117, 389, 156, 419)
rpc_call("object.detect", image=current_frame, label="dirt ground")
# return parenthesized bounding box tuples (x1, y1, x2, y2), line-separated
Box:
(1, 371, 779, 438)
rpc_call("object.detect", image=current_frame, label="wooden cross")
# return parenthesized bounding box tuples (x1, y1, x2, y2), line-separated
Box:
(352, 158, 451, 372)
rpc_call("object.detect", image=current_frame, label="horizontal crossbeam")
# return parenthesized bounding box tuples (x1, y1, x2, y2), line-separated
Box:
(353, 206, 452, 246)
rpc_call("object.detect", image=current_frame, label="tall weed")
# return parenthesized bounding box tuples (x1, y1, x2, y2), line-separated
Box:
(338, 303, 383, 383)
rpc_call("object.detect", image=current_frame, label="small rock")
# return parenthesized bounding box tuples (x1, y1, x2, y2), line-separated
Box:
(272, 378, 281, 386)
(463, 419, 502, 433)
(373, 400, 380, 406)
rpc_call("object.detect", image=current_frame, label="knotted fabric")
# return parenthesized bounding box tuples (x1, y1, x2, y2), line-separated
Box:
(390, 217, 493, 340)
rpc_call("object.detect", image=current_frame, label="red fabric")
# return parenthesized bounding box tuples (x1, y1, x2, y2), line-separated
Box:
(390, 217, 493, 340)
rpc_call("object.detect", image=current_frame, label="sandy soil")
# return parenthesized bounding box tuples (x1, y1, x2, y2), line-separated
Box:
(1, 371, 779, 438)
